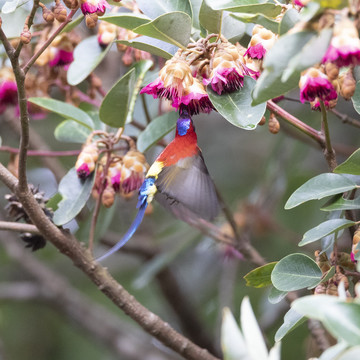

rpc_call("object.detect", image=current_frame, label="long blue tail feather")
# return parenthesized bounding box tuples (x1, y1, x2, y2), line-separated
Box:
(96, 203, 147, 262)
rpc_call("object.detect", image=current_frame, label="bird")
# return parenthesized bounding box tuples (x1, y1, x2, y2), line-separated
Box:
(96, 109, 220, 262)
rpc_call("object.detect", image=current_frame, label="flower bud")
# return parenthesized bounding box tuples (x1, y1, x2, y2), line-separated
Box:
(20, 29, 32, 44)
(326, 282, 338, 296)
(258, 116, 266, 126)
(102, 185, 115, 208)
(75, 143, 99, 179)
(85, 13, 98, 28)
(351, 227, 360, 262)
(324, 62, 339, 81)
(54, 3, 68, 22)
(42, 7, 55, 23)
(268, 113, 280, 134)
(314, 282, 326, 295)
(314, 250, 330, 273)
(339, 69, 356, 100)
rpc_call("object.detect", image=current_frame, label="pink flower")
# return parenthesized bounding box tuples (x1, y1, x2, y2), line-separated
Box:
(244, 43, 266, 60)
(49, 49, 74, 68)
(172, 78, 214, 115)
(76, 163, 91, 179)
(80, 0, 110, 15)
(0, 80, 17, 113)
(299, 68, 337, 103)
(140, 77, 173, 100)
(322, 37, 360, 67)
(204, 66, 244, 95)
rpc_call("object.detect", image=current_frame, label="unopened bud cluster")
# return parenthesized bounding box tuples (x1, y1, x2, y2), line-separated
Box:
(75, 134, 149, 208)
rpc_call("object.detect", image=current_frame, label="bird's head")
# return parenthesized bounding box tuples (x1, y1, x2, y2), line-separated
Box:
(176, 109, 194, 137)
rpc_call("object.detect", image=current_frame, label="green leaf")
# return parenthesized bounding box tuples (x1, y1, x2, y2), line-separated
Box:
(221, 307, 248, 360)
(292, 295, 360, 346)
(321, 194, 360, 211)
(126, 60, 154, 123)
(137, 112, 179, 152)
(46, 192, 62, 212)
(314, 0, 348, 9)
(309, 266, 335, 289)
(199, 1, 222, 34)
(190, 0, 202, 29)
(244, 262, 277, 288)
(279, 8, 300, 35)
(318, 342, 350, 360)
(241, 297, 269, 360)
(67, 36, 113, 86)
(282, 28, 333, 82)
(133, 12, 192, 48)
(208, 76, 266, 130)
(28, 97, 94, 128)
(0, 7, 27, 38)
(53, 168, 95, 226)
(268, 287, 288, 304)
(299, 219, 355, 247)
(352, 82, 360, 116)
(99, 68, 136, 128)
(335, 148, 360, 175)
(271, 253, 322, 291)
(136, 0, 193, 20)
(336, 347, 360, 360)
(275, 308, 305, 342)
(230, 13, 279, 34)
(252, 31, 315, 105)
(54, 120, 92, 144)
(1, 0, 29, 14)
(61, 14, 84, 33)
(285, 173, 358, 209)
(116, 36, 178, 59)
(222, 12, 246, 43)
(206, 0, 282, 17)
(101, 13, 151, 29)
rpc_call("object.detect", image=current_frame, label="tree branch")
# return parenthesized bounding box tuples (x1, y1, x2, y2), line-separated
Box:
(0, 221, 39, 234)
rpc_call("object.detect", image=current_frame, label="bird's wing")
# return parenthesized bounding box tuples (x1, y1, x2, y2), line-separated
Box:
(155, 153, 220, 222)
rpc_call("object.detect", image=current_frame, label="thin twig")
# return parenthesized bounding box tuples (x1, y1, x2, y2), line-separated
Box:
(0, 146, 80, 157)
(267, 101, 324, 146)
(331, 108, 360, 129)
(22, 8, 78, 74)
(0, 221, 39, 234)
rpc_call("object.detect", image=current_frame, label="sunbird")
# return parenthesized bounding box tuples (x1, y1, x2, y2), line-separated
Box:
(97, 110, 220, 261)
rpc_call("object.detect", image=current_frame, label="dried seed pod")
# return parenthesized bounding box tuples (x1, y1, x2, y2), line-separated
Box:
(268, 113, 280, 134)
(20, 29, 32, 44)
(337, 251, 356, 270)
(54, 2, 67, 22)
(339, 70, 356, 100)
(85, 13, 98, 28)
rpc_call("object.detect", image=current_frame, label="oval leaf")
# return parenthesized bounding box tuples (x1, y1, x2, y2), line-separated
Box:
(1, 0, 29, 14)
(244, 262, 277, 288)
(137, 111, 179, 152)
(28, 97, 94, 128)
(116, 36, 177, 59)
(285, 173, 357, 209)
(299, 218, 355, 247)
(67, 36, 113, 86)
(271, 253, 322, 291)
(279, 8, 300, 35)
(53, 168, 95, 226)
(54, 120, 92, 144)
(292, 295, 360, 346)
(99, 68, 136, 128)
(136, 0, 193, 20)
(268, 287, 288, 304)
(321, 195, 360, 211)
(101, 13, 151, 29)
(208, 76, 266, 130)
(133, 12, 192, 48)
(230, 13, 279, 34)
(335, 148, 360, 175)
(275, 308, 305, 342)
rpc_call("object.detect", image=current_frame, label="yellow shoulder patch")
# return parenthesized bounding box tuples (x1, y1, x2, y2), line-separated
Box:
(146, 161, 164, 179)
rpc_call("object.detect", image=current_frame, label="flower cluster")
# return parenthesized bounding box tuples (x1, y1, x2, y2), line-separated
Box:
(322, 18, 360, 68)
(140, 30, 277, 116)
(75, 133, 149, 208)
(80, 0, 111, 28)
